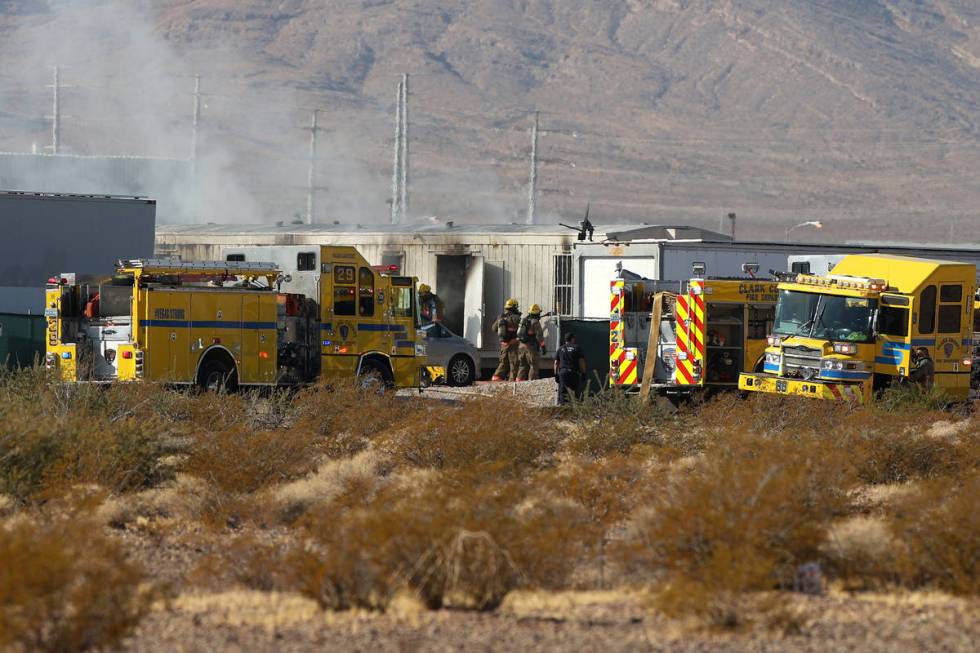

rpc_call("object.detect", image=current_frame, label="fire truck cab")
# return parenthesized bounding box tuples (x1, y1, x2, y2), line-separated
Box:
(739, 254, 976, 402)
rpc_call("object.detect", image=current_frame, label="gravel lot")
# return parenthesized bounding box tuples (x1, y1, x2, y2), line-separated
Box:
(401, 379, 560, 407)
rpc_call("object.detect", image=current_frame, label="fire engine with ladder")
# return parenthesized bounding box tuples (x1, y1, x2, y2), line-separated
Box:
(44, 246, 427, 389)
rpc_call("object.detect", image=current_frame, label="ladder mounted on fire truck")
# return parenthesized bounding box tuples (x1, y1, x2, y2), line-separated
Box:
(116, 259, 282, 284)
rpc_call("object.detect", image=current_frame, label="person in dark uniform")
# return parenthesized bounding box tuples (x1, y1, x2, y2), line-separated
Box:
(909, 346, 934, 388)
(554, 332, 587, 405)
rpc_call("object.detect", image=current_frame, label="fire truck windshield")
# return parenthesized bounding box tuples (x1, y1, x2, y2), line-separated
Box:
(774, 290, 876, 343)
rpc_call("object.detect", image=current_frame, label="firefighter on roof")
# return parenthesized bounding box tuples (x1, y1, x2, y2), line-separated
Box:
(418, 283, 444, 325)
(516, 304, 546, 381)
(492, 298, 521, 381)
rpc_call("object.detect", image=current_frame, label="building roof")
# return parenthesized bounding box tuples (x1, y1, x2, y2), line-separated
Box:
(1, 190, 155, 204)
(157, 221, 624, 237)
(603, 224, 732, 243)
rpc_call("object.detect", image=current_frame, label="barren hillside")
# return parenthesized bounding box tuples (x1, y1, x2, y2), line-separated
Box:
(1, 0, 979, 240)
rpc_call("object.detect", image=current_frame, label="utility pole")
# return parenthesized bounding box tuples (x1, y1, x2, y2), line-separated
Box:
(391, 77, 403, 224)
(45, 66, 61, 154)
(306, 109, 319, 225)
(526, 111, 539, 225)
(189, 74, 203, 223)
(399, 73, 409, 223)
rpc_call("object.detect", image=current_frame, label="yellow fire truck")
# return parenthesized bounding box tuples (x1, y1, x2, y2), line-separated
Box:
(44, 246, 426, 389)
(739, 254, 976, 402)
(609, 267, 778, 395)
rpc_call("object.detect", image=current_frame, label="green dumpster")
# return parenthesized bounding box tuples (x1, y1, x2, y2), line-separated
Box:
(557, 317, 609, 395)
(0, 313, 45, 369)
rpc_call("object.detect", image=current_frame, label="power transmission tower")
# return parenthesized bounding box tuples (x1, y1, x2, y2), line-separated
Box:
(526, 111, 539, 225)
(306, 109, 320, 225)
(390, 74, 411, 224)
(400, 73, 410, 222)
(391, 77, 403, 224)
(45, 66, 61, 154)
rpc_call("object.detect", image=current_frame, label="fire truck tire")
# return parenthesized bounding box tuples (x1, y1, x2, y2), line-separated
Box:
(446, 355, 476, 387)
(358, 358, 394, 389)
(198, 356, 238, 393)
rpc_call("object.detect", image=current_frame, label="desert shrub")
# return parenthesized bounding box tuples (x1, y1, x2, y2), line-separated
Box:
(695, 392, 856, 439)
(845, 428, 966, 484)
(182, 424, 320, 527)
(270, 449, 388, 526)
(622, 431, 851, 627)
(821, 515, 904, 591)
(0, 411, 171, 502)
(0, 513, 151, 652)
(184, 426, 319, 495)
(190, 534, 291, 592)
(562, 389, 674, 458)
(538, 454, 651, 586)
(290, 383, 424, 458)
(285, 469, 591, 611)
(182, 392, 256, 433)
(376, 396, 559, 475)
(876, 383, 955, 412)
(888, 471, 980, 595)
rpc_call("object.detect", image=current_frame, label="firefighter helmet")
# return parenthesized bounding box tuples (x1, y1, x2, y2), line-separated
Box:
(418, 283, 431, 294)
(505, 298, 519, 310)
(529, 304, 542, 315)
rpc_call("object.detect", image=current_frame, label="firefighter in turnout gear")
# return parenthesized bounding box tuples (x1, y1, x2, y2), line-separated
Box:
(516, 304, 546, 381)
(418, 283, 444, 326)
(492, 298, 522, 381)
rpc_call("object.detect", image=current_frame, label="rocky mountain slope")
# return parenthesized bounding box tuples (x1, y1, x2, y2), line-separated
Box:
(1, 0, 979, 240)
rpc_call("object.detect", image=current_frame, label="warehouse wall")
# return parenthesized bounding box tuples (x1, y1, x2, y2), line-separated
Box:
(0, 192, 156, 313)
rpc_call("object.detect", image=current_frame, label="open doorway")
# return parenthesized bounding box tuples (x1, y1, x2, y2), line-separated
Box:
(436, 255, 468, 335)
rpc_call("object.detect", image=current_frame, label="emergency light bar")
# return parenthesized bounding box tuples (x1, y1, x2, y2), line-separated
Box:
(794, 274, 886, 292)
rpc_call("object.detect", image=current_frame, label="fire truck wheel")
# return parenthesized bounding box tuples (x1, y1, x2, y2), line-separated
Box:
(358, 358, 394, 390)
(446, 355, 476, 387)
(198, 357, 238, 393)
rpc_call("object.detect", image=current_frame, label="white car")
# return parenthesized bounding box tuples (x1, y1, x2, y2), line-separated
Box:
(421, 323, 479, 386)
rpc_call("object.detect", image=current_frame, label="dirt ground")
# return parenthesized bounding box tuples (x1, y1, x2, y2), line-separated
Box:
(125, 583, 979, 652)
(105, 522, 979, 653)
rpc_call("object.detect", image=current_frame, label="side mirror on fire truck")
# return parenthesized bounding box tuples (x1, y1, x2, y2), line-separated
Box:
(692, 261, 706, 277)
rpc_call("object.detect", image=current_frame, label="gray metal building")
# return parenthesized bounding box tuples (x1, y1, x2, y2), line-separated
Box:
(573, 225, 980, 317)
(0, 191, 156, 313)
